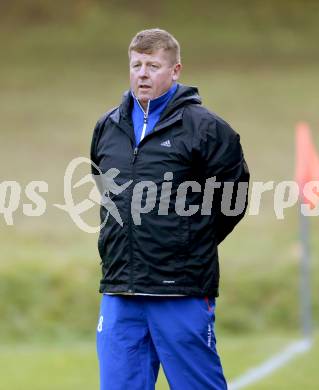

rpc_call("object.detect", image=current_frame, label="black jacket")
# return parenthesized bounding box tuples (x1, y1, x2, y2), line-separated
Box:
(91, 84, 249, 297)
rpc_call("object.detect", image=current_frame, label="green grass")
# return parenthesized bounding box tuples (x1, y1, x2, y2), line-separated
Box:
(1, 333, 318, 389)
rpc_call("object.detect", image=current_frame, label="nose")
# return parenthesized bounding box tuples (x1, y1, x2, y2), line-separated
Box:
(139, 64, 149, 78)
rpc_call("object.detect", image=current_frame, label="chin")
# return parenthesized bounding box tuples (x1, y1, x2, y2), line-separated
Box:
(138, 94, 151, 102)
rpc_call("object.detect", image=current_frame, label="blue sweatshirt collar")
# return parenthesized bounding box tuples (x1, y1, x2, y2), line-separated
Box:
(131, 83, 178, 116)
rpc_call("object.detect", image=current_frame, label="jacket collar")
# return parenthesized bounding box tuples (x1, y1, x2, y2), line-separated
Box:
(109, 84, 202, 143)
(115, 84, 201, 121)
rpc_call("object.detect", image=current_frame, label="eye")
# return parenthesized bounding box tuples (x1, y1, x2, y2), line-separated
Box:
(151, 64, 159, 69)
(132, 63, 141, 69)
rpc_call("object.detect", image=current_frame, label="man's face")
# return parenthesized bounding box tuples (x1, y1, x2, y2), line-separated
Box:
(129, 49, 181, 108)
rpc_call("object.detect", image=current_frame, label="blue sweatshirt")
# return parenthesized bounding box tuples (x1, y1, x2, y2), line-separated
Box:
(131, 83, 178, 146)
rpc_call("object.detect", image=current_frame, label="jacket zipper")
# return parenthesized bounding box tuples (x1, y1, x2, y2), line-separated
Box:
(138, 100, 150, 143)
(128, 145, 139, 294)
(128, 101, 149, 293)
(132, 147, 138, 163)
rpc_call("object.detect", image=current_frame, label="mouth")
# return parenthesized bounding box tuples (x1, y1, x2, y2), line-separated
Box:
(138, 85, 151, 90)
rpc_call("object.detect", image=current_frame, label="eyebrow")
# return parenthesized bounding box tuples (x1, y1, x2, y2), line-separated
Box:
(131, 60, 161, 65)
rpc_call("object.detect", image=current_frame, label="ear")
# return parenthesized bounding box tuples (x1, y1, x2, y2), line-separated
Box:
(172, 63, 182, 81)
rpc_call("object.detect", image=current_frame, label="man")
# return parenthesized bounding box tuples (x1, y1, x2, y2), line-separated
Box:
(91, 28, 249, 390)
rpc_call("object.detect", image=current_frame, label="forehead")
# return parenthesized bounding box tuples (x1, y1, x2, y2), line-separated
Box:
(130, 48, 170, 63)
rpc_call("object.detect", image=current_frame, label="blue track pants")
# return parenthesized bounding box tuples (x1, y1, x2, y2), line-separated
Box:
(96, 294, 227, 390)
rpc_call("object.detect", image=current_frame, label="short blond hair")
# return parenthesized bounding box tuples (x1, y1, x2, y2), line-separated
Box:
(128, 28, 181, 65)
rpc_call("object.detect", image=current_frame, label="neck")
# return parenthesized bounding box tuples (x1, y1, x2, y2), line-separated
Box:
(140, 101, 148, 111)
